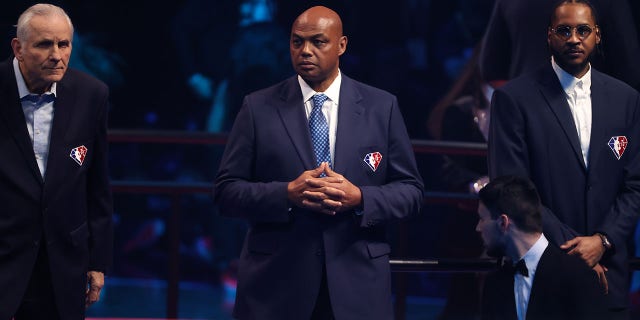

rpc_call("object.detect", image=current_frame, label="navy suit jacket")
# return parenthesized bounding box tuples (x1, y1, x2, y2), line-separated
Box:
(481, 244, 607, 320)
(0, 59, 113, 319)
(489, 63, 640, 308)
(214, 74, 424, 320)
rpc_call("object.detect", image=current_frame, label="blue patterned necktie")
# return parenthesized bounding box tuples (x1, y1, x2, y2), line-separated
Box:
(309, 94, 331, 171)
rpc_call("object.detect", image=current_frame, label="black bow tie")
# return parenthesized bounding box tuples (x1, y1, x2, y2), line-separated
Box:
(514, 259, 529, 277)
(500, 258, 529, 277)
(21, 93, 55, 104)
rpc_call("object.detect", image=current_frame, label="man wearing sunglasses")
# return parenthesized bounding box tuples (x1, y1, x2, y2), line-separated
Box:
(488, 1, 640, 319)
(480, 0, 640, 91)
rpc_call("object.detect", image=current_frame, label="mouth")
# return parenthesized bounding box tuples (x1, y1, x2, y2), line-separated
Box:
(46, 67, 66, 74)
(564, 49, 584, 58)
(297, 62, 316, 71)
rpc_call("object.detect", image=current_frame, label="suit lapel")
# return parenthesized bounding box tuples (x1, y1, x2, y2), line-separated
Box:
(334, 75, 364, 174)
(43, 77, 75, 192)
(276, 77, 316, 170)
(527, 246, 552, 318)
(0, 62, 43, 184)
(496, 259, 519, 320)
(586, 71, 607, 172)
(538, 66, 586, 170)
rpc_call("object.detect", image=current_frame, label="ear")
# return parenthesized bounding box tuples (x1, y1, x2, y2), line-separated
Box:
(338, 35, 347, 56)
(11, 38, 22, 60)
(547, 27, 552, 47)
(497, 214, 510, 232)
(594, 25, 601, 45)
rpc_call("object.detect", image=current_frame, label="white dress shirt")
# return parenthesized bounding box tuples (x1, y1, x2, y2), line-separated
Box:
(13, 57, 57, 178)
(552, 57, 592, 167)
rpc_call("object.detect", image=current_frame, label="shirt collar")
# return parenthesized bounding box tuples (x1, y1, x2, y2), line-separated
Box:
(298, 70, 341, 105)
(13, 57, 57, 100)
(518, 233, 549, 275)
(551, 56, 591, 94)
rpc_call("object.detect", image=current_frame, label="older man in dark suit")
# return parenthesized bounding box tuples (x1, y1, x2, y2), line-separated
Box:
(0, 3, 113, 319)
(489, 1, 640, 318)
(214, 5, 423, 320)
(477, 175, 606, 320)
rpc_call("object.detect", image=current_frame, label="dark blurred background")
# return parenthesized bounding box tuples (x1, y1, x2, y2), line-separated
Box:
(1, 0, 501, 137)
(2, 1, 640, 319)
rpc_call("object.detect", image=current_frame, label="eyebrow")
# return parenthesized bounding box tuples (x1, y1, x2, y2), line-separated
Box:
(292, 32, 326, 39)
(554, 23, 593, 26)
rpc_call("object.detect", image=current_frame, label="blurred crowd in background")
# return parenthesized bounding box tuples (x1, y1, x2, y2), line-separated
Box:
(2, 0, 640, 318)
(2, 0, 500, 136)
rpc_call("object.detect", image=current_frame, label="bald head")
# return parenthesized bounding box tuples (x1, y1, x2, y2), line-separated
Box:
(293, 6, 343, 37)
(290, 6, 347, 92)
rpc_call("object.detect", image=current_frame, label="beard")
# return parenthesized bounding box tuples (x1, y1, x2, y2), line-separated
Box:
(485, 240, 506, 258)
(550, 48, 592, 76)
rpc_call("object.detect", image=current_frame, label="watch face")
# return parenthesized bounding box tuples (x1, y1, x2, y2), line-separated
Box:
(599, 234, 611, 249)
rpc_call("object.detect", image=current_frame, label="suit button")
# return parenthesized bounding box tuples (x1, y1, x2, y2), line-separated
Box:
(34, 240, 39, 247)
(315, 250, 323, 256)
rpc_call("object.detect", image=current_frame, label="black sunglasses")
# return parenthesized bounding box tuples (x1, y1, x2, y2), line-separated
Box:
(550, 24, 597, 40)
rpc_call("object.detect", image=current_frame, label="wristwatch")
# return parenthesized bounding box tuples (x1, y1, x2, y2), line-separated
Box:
(596, 233, 612, 251)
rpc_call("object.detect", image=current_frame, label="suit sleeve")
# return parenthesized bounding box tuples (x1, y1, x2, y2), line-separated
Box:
(479, 0, 510, 83)
(488, 88, 579, 243)
(214, 96, 291, 223)
(358, 97, 424, 227)
(87, 86, 114, 272)
(599, 92, 640, 250)
(566, 254, 608, 319)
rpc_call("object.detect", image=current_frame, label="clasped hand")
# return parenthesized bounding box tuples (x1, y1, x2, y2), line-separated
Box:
(560, 235, 608, 294)
(287, 163, 362, 215)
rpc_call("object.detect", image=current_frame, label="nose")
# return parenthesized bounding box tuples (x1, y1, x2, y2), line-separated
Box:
(301, 41, 312, 56)
(567, 29, 581, 43)
(49, 45, 62, 61)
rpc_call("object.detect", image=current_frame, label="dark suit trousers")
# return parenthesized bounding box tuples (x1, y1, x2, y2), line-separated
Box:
(14, 243, 61, 320)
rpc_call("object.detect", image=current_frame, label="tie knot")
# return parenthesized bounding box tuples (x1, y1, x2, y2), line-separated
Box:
(21, 93, 55, 104)
(312, 94, 328, 109)
(499, 258, 529, 277)
(513, 259, 529, 277)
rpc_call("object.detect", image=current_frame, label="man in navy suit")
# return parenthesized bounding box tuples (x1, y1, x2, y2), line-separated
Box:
(0, 4, 113, 319)
(489, 1, 640, 318)
(479, 0, 640, 91)
(214, 5, 423, 320)
(477, 175, 606, 320)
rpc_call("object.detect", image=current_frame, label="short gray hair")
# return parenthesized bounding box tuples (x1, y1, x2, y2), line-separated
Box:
(16, 3, 74, 41)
